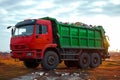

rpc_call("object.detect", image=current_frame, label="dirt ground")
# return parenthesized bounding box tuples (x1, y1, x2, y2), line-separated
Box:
(0, 52, 120, 80)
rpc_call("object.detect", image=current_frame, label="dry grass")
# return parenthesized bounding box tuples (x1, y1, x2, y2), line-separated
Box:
(88, 52, 120, 80)
(0, 56, 40, 80)
(0, 52, 120, 80)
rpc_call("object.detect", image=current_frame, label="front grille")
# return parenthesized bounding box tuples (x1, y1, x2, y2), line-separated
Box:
(14, 45, 26, 49)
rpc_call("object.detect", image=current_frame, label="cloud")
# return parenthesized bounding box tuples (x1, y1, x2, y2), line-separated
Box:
(0, 8, 8, 15)
(20, 0, 36, 6)
(0, 0, 120, 51)
(110, 0, 120, 5)
(1, 0, 120, 25)
(91, 1, 107, 7)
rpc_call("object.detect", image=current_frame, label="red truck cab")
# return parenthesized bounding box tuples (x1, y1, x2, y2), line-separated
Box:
(11, 19, 57, 59)
(10, 19, 59, 70)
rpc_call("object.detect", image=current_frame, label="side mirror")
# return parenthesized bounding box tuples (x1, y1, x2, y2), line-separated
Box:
(11, 29, 14, 36)
(7, 26, 14, 36)
(7, 26, 12, 29)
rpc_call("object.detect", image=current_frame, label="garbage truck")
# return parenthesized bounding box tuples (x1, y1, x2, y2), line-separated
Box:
(9, 17, 110, 70)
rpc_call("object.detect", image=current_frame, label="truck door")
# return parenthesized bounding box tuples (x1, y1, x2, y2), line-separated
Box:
(35, 23, 52, 49)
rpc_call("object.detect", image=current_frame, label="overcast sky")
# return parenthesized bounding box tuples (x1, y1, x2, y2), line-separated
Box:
(0, 0, 120, 51)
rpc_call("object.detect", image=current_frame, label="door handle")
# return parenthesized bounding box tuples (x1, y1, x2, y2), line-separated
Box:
(36, 35, 41, 38)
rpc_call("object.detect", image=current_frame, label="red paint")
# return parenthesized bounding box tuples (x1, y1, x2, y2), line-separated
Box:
(10, 19, 57, 59)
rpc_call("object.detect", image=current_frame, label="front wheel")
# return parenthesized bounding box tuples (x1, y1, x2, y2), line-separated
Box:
(41, 51, 59, 70)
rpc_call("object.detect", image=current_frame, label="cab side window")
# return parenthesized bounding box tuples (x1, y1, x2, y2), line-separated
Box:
(36, 25, 48, 34)
(42, 25, 47, 34)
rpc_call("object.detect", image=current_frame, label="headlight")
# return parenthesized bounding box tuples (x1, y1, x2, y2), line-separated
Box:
(27, 52, 33, 56)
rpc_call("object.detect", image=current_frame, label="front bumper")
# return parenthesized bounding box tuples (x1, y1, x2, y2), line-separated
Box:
(11, 50, 42, 59)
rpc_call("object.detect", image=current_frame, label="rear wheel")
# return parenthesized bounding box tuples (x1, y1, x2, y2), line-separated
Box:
(41, 51, 59, 70)
(23, 60, 39, 69)
(90, 53, 101, 68)
(78, 53, 90, 69)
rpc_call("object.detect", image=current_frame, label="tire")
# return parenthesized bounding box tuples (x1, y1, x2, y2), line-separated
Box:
(90, 53, 101, 68)
(64, 61, 78, 68)
(41, 51, 59, 70)
(78, 53, 90, 69)
(23, 60, 39, 69)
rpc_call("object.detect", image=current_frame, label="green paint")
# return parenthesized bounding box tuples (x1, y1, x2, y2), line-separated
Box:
(41, 17, 109, 50)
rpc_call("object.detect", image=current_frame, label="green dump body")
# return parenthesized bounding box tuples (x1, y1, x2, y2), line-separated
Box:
(59, 24, 104, 49)
(41, 17, 109, 51)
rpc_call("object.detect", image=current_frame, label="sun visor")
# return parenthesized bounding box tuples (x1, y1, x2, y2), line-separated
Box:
(15, 19, 36, 27)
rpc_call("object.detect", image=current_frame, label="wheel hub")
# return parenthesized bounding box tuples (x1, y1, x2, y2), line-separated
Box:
(48, 56, 55, 65)
(93, 57, 98, 64)
(83, 57, 88, 64)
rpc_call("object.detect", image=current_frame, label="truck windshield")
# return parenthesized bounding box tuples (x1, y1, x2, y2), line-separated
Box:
(14, 25, 34, 36)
